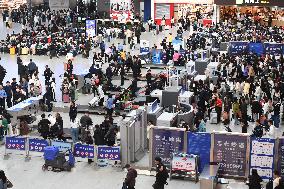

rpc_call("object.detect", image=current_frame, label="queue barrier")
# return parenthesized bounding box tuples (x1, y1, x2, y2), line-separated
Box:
(4, 136, 121, 164)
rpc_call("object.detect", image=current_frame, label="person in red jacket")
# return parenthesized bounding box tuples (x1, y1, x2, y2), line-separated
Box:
(215, 96, 222, 124)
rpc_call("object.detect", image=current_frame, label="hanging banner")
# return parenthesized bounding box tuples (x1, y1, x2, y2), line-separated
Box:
(51, 141, 72, 152)
(187, 132, 211, 173)
(110, 0, 132, 21)
(97, 146, 120, 160)
(74, 144, 95, 158)
(213, 133, 248, 177)
(151, 127, 185, 167)
(5, 137, 26, 151)
(140, 40, 150, 54)
(172, 155, 196, 171)
(250, 138, 275, 180)
(264, 43, 283, 56)
(248, 43, 264, 55)
(229, 41, 248, 55)
(278, 138, 284, 179)
(29, 138, 49, 152)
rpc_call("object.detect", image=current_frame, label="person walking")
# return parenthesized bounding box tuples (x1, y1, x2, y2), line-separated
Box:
(69, 101, 77, 122)
(123, 164, 137, 189)
(70, 118, 79, 143)
(153, 157, 169, 189)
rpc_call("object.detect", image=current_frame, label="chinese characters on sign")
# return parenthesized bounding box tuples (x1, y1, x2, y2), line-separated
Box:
(97, 146, 120, 161)
(74, 144, 95, 158)
(213, 134, 248, 177)
(172, 156, 196, 171)
(152, 128, 184, 167)
(250, 138, 275, 180)
(29, 138, 49, 152)
(230, 41, 248, 55)
(51, 141, 72, 152)
(6, 137, 26, 151)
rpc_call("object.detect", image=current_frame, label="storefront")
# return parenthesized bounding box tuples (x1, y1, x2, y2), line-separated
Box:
(151, 0, 214, 25)
(215, 0, 284, 26)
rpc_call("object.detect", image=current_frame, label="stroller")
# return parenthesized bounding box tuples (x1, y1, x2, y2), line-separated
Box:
(42, 146, 75, 172)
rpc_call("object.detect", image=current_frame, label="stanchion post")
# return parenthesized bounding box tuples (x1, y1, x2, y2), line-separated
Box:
(25, 137, 31, 162)
(3, 136, 9, 160)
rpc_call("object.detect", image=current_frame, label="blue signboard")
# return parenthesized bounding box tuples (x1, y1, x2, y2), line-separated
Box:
(29, 138, 49, 152)
(264, 43, 283, 56)
(140, 47, 150, 54)
(74, 144, 95, 158)
(6, 137, 26, 151)
(86, 20, 97, 37)
(250, 138, 275, 180)
(278, 138, 284, 179)
(152, 128, 184, 167)
(172, 39, 183, 51)
(152, 51, 161, 64)
(229, 41, 248, 55)
(248, 43, 264, 55)
(97, 146, 120, 160)
(213, 134, 248, 177)
(187, 132, 211, 173)
(51, 141, 72, 152)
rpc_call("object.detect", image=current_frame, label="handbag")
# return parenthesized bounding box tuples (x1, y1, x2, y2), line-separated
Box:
(7, 179, 13, 188)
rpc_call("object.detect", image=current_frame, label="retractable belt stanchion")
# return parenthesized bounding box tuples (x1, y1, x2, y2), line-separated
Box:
(26, 137, 50, 161)
(4, 136, 27, 160)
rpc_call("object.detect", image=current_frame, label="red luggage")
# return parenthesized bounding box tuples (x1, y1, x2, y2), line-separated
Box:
(63, 94, 70, 103)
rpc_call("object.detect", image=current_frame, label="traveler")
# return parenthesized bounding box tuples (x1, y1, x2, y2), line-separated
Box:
(153, 157, 168, 189)
(123, 164, 137, 189)
(248, 169, 263, 189)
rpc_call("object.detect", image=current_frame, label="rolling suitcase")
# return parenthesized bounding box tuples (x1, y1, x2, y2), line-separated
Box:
(63, 94, 70, 103)
(10, 47, 15, 55)
(21, 47, 29, 55)
(210, 110, 218, 124)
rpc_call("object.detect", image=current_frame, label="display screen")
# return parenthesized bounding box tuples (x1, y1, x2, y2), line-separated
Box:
(86, 20, 97, 38)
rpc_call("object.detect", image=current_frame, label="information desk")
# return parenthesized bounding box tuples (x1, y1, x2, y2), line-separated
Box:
(200, 165, 220, 189)
(179, 91, 194, 104)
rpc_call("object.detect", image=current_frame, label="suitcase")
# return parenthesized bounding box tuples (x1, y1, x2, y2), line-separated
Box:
(21, 47, 29, 55)
(89, 97, 99, 107)
(210, 110, 218, 124)
(63, 94, 70, 103)
(10, 47, 15, 55)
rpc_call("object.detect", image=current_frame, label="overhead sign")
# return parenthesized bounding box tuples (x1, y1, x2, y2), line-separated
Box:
(154, 0, 213, 4)
(236, 0, 270, 5)
(213, 133, 248, 177)
(29, 138, 49, 152)
(97, 146, 120, 160)
(6, 137, 26, 151)
(74, 144, 95, 158)
(250, 138, 275, 180)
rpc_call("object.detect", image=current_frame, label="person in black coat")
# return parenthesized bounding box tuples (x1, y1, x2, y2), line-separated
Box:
(93, 124, 105, 145)
(3, 81, 12, 108)
(104, 125, 118, 146)
(17, 57, 27, 80)
(43, 85, 53, 112)
(0, 63, 6, 85)
(55, 113, 64, 141)
(69, 101, 77, 122)
(248, 169, 263, 189)
(38, 114, 51, 139)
